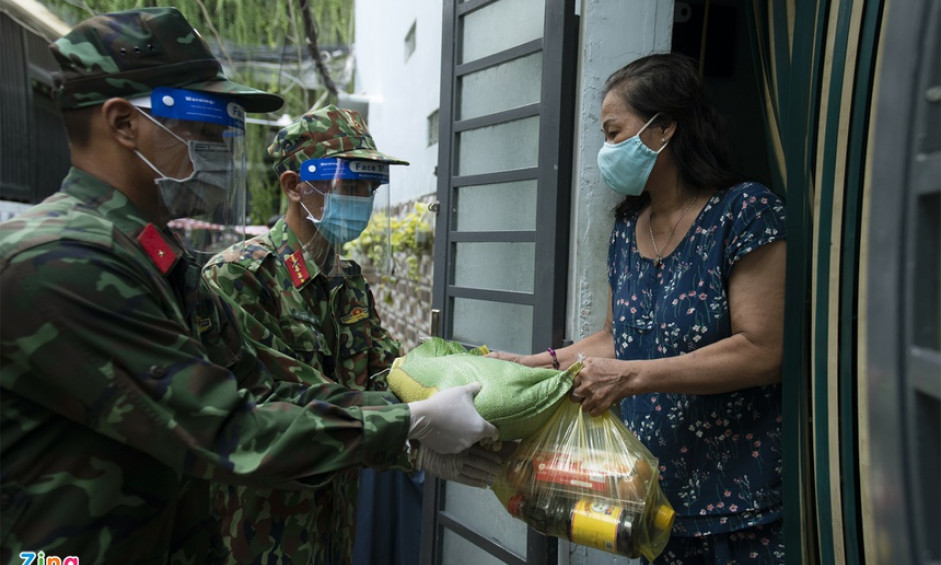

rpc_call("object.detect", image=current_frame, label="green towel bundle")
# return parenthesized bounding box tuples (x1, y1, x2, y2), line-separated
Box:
(387, 338, 580, 440)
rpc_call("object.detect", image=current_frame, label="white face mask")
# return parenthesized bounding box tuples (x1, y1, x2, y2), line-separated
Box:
(134, 108, 234, 219)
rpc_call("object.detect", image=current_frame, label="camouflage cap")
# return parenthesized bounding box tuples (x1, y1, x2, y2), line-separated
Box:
(268, 104, 408, 174)
(50, 7, 283, 113)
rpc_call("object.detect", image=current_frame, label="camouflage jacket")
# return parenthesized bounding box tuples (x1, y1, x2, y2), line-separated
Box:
(202, 219, 404, 564)
(0, 169, 411, 565)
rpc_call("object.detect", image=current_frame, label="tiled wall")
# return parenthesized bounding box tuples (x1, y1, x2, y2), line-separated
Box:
(369, 251, 433, 352)
(364, 196, 435, 353)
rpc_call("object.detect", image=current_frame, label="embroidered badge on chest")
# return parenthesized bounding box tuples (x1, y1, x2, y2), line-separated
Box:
(340, 306, 368, 325)
(196, 315, 213, 333)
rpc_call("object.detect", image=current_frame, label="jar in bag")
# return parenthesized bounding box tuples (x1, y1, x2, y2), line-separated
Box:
(507, 495, 672, 558)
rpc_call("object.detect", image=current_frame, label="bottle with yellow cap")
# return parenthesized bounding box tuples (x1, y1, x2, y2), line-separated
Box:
(506, 493, 675, 560)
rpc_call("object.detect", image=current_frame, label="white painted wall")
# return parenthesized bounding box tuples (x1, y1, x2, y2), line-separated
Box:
(352, 0, 443, 205)
(565, 0, 674, 344)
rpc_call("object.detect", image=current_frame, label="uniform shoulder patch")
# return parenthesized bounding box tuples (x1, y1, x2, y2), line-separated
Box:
(285, 250, 310, 288)
(137, 223, 178, 274)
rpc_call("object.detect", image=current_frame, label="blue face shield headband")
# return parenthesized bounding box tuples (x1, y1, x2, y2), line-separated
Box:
(299, 158, 390, 187)
(143, 86, 246, 127)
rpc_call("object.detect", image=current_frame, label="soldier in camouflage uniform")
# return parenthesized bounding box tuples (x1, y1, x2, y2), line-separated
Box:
(203, 107, 501, 564)
(0, 8, 500, 564)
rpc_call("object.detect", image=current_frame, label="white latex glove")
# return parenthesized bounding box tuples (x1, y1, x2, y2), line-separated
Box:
(417, 444, 505, 488)
(407, 382, 498, 454)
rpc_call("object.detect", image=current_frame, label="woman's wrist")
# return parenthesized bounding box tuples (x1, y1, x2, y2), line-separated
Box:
(621, 361, 648, 396)
(519, 351, 553, 369)
(546, 347, 560, 370)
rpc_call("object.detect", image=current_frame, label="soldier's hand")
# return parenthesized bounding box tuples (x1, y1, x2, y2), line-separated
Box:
(407, 382, 498, 454)
(417, 444, 506, 488)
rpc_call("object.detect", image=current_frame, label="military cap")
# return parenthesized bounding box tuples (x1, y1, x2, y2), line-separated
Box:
(50, 7, 283, 113)
(268, 104, 408, 174)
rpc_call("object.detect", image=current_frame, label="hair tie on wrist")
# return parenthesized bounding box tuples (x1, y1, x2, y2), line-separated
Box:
(547, 347, 560, 370)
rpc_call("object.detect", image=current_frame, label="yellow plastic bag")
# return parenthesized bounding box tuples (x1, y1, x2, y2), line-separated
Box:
(387, 337, 580, 440)
(491, 399, 675, 561)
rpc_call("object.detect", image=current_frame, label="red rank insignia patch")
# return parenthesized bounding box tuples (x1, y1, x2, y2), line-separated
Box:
(137, 223, 178, 274)
(285, 250, 310, 288)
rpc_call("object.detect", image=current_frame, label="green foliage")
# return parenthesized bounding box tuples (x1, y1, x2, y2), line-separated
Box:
(40, 1, 351, 48)
(345, 202, 434, 281)
(40, 0, 353, 224)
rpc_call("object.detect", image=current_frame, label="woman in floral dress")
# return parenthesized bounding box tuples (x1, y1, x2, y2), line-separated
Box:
(492, 53, 786, 564)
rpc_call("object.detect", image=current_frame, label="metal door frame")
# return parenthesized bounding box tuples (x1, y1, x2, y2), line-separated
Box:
(865, 0, 941, 562)
(422, 0, 579, 562)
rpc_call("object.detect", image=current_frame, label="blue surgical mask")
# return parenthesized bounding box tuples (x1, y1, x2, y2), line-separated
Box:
(302, 192, 374, 247)
(596, 113, 668, 196)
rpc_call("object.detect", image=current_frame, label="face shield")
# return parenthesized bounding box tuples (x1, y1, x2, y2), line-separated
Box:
(298, 158, 392, 278)
(130, 87, 247, 260)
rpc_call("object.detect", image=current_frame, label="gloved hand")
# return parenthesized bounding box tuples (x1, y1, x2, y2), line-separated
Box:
(417, 444, 506, 488)
(407, 382, 498, 454)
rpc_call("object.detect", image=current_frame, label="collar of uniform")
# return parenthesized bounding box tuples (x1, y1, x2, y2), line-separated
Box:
(270, 218, 326, 289)
(61, 168, 154, 237)
(61, 168, 186, 274)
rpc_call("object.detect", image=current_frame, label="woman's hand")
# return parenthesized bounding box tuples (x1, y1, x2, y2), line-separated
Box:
(573, 357, 637, 416)
(485, 350, 526, 364)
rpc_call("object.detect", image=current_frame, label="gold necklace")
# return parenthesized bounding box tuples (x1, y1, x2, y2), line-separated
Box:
(648, 195, 697, 268)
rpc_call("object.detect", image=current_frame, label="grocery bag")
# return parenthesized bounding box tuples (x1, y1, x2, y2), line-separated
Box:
(491, 399, 674, 561)
(387, 337, 580, 440)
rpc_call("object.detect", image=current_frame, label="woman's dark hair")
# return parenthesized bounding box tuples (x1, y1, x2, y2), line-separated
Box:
(604, 53, 742, 197)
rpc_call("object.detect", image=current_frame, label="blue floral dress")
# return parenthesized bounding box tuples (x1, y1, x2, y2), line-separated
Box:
(607, 182, 786, 538)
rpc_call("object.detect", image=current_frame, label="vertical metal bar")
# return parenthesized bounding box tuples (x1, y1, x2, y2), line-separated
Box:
(531, 0, 578, 355)
(431, 0, 459, 340)
(430, 309, 441, 338)
(526, 529, 558, 565)
(422, 0, 458, 556)
(419, 475, 446, 565)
